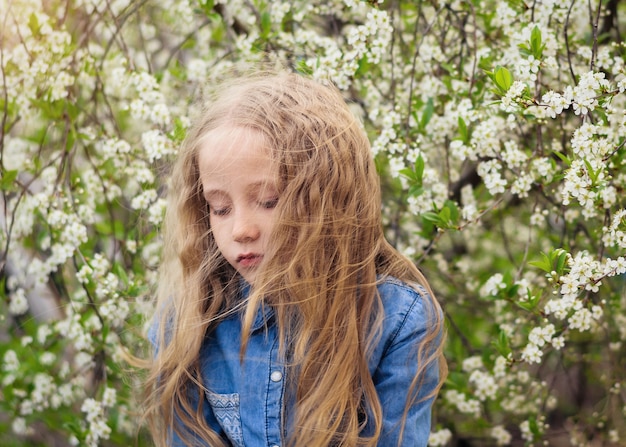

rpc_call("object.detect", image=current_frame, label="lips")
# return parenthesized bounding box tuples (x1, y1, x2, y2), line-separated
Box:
(236, 253, 263, 268)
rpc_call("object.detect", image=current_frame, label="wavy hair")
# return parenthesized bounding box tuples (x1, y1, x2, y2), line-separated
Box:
(144, 72, 446, 447)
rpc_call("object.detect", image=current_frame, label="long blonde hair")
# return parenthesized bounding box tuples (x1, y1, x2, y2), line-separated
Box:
(145, 72, 446, 447)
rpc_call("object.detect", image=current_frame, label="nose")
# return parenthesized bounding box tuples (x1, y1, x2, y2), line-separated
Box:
(232, 209, 260, 243)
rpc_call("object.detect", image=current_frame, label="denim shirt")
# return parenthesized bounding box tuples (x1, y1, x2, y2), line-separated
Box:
(149, 276, 441, 447)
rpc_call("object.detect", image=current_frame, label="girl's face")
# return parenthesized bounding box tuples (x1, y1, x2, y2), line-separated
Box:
(198, 127, 279, 285)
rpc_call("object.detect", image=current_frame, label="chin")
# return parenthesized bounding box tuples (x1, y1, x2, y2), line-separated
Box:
(239, 272, 257, 285)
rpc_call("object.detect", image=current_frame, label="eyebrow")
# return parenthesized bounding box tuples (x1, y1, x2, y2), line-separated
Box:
(202, 181, 279, 200)
(203, 190, 227, 201)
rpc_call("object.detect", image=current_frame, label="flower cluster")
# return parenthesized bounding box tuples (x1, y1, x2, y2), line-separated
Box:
(81, 397, 113, 446)
(520, 324, 562, 364)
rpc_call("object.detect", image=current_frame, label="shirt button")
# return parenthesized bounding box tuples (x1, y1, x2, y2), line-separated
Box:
(270, 371, 283, 382)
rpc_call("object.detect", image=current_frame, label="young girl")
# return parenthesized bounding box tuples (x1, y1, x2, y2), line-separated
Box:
(146, 72, 446, 447)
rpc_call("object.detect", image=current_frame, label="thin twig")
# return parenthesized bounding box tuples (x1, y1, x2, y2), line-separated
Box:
(564, 0, 578, 83)
(467, 1, 479, 97)
(404, 2, 446, 139)
(589, 0, 603, 71)
(162, 18, 212, 70)
(99, 0, 151, 70)
(0, 8, 10, 163)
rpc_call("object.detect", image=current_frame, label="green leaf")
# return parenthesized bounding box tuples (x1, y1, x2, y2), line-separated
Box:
(420, 200, 461, 230)
(408, 185, 424, 196)
(418, 216, 437, 239)
(440, 62, 457, 75)
(506, 284, 520, 299)
(529, 416, 541, 437)
(31, 98, 64, 120)
(516, 300, 535, 312)
(517, 44, 532, 57)
(0, 170, 18, 190)
(458, 116, 468, 143)
(420, 98, 434, 130)
(530, 249, 570, 277)
(494, 66, 513, 92)
(583, 159, 599, 183)
(170, 117, 188, 144)
(28, 12, 40, 36)
(445, 371, 466, 390)
(493, 330, 511, 357)
(63, 419, 86, 439)
(422, 211, 444, 226)
(415, 155, 425, 182)
(530, 25, 544, 59)
(555, 250, 568, 275)
(113, 262, 129, 287)
(201, 0, 215, 14)
(400, 155, 425, 188)
(66, 101, 80, 121)
(529, 293, 541, 308)
(517, 291, 540, 312)
(169, 59, 188, 80)
(552, 150, 571, 166)
(399, 168, 416, 181)
(355, 55, 370, 78)
(294, 59, 313, 75)
(65, 127, 77, 152)
(443, 200, 460, 226)
(439, 206, 451, 223)
(528, 252, 552, 272)
(260, 11, 272, 39)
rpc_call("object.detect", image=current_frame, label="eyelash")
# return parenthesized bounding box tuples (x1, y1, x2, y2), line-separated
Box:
(208, 199, 278, 216)
(211, 207, 230, 216)
(261, 198, 279, 209)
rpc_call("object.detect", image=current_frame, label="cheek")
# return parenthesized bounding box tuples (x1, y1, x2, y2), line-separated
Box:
(209, 218, 227, 246)
(262, 212, 279, 239)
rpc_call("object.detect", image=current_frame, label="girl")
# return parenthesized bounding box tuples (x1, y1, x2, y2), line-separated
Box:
(146, 72, 446, 447)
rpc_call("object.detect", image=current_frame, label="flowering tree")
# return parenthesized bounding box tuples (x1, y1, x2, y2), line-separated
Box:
(1, 0, 625, 445)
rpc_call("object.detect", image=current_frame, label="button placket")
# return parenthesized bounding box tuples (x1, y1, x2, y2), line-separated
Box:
(266, 331, 284, 447)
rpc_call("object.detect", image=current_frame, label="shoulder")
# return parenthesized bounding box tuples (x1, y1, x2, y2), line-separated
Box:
(374, 276, 437, 357)
(376, 275, 428, 303)
(376, 275, 432, 323)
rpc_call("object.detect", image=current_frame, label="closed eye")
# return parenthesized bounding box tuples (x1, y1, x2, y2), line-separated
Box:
(209, 205, 230, 216)
(260, 198, 279, 209)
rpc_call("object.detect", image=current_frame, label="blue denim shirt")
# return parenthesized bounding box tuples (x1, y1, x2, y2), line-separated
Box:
(150, 276, 441, 447)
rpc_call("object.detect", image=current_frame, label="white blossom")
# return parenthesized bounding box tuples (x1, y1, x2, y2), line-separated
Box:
(141, 130, 175, 163)
(490, 425, 512, 445)
(429, 428, 453, 446)
(9, 288, 29, 315)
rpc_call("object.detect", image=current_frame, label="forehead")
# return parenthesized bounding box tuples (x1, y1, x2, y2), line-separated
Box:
(197, 126, 277, 185)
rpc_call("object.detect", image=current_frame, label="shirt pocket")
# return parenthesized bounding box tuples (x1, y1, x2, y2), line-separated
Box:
(206, 393, 245, 447)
